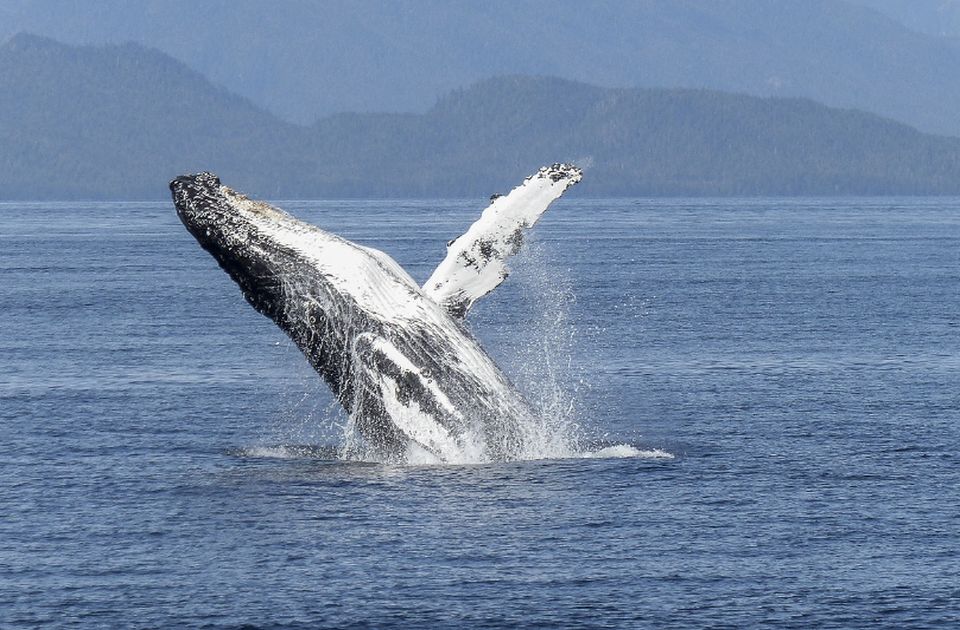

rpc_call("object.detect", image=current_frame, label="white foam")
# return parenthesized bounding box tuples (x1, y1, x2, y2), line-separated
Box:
(581, 445, 675, 459)
(234, 444, 342, 459)
(403, 441, 445, 466)
(237, 445, 300, 459)
(236, 442, 673, 465)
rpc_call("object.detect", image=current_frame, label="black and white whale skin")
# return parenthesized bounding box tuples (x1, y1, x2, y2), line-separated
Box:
(170, 165, 581, 463)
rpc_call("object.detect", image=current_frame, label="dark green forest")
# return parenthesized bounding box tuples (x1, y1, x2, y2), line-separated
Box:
(3, 34, 960, 200)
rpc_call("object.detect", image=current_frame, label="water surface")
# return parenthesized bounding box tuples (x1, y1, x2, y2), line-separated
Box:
(1, 198, 958, 628)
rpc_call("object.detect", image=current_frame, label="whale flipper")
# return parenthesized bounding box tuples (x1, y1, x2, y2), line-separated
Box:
(423, 163, 582, 318)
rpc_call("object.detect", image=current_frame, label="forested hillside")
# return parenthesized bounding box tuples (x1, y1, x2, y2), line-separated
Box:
(0, 33, 310, 198)
(309, 76, 960, 197)
(3, 36, 960, 200)
(3, 0, 960, 137)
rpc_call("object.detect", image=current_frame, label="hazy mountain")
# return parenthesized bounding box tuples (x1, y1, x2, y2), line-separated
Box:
(848, 0, 960, 39)
(0, 33, 310, 199)
(2, 0, 960, 138)
(3, 36, 960, 200)
(308, 76, 960, 197)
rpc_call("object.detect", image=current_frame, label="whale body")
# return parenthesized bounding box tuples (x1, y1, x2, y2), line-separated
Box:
(170, 165, 581, 463)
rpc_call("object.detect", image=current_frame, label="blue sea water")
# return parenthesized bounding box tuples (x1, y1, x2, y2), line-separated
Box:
(1, 198, 958, 628)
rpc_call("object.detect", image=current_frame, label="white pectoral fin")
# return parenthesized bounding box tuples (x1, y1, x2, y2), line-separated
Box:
(422, 163, 582, 318)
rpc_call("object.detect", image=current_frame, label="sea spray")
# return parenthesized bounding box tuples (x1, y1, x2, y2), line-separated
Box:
(471, 238, 587, 461)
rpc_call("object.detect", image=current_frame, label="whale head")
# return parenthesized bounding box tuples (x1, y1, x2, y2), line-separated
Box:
(169, 172, 413, 414)
(170, 172, 304, 322)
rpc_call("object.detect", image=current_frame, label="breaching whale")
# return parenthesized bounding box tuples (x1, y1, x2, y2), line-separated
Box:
(170, 165, 581, 463)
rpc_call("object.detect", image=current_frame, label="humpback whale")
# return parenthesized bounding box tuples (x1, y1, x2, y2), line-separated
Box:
(170, 165, 581, 463)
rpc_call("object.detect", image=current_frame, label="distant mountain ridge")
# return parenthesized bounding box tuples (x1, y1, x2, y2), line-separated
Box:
(0, 33, 311, 199)
(849, 0, 960, 39)
(2, 0, 960, 138)
(3, 35, 960, 200)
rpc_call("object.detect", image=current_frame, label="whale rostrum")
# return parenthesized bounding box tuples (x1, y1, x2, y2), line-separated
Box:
(170, 164, 582, 463)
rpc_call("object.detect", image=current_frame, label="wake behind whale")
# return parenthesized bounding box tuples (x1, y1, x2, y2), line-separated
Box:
(171, 165, 590, 464)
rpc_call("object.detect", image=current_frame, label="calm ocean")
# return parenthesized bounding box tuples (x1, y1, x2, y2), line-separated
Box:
(1, 198, 958, 628)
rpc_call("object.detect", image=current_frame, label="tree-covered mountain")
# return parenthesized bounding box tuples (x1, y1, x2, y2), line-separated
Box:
(2, 0, 960, 138)
(0, 33, 313, 199)
(309, 76, 960, 197)
(3, 35, 960, 200)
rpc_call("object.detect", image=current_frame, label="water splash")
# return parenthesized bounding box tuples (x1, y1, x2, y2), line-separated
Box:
(233, 442, 673, 463)
(257, 236, 660, 465)
(580, 445, 674, 460)
(484, 239, 586, 461)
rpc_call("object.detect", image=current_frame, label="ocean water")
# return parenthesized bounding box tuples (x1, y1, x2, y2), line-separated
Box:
(1, 197, 958, 628)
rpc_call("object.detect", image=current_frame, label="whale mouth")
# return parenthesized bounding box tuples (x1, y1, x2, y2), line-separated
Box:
(169, 172, 274, 256)
(169, 171, 221, 201)
(169, 172, 224, 230)
(169, 173, 215, 190)
(170, 172, 292, 322)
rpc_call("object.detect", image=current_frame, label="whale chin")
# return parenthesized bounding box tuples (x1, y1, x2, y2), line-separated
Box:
(171, 165, 582, 463)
